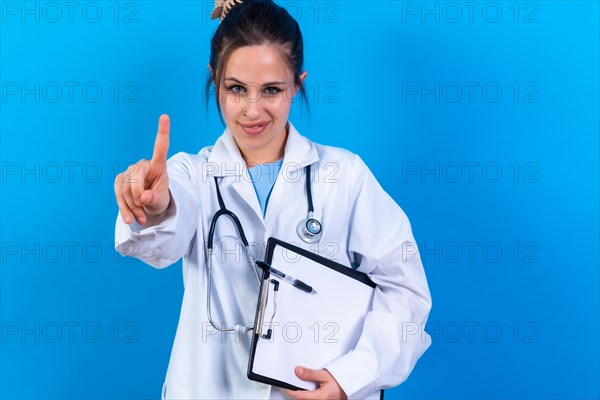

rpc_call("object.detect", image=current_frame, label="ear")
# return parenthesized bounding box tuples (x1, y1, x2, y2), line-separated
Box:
(293, 71, 308, 96)
(298, 70, 308, 86)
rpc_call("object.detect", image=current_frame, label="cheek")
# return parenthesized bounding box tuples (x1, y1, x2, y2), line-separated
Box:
(269, 95, 293, 114)
(221, 98, 243, 117)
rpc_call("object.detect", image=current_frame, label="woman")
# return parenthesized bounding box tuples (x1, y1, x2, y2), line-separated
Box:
(114, 0, 432, 398)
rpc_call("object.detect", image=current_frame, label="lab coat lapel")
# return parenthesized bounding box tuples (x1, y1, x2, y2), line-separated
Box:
(264, 122, 319, 226)
(204, 122, 319, 225)
(206, 128, 264, 224)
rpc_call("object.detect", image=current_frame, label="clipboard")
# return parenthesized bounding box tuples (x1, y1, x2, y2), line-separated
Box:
(247, 237, 377, 392)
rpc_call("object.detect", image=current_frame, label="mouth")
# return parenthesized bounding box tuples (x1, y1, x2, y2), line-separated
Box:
(239, 121, 269, 135)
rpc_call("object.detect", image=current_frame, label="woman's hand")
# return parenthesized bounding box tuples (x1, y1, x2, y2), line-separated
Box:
(114, 114, 171, 226)
(284, 366, 348, 400)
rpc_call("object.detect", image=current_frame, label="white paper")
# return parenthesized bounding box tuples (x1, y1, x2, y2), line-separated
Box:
(251, 244, 375, 391)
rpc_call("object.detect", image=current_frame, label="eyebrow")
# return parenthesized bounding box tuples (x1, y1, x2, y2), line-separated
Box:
(224, 77, 288, 86)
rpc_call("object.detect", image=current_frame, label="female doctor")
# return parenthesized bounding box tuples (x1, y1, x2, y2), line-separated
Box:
(114, 0, 432, 398)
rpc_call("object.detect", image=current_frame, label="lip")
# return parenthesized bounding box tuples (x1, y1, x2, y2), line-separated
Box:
(239, 121, 269, 135)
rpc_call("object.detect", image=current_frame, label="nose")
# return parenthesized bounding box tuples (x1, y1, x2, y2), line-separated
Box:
(243, 88, 264, 119)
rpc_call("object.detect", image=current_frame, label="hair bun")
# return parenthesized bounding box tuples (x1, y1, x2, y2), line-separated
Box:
(211, 0, 245, 22)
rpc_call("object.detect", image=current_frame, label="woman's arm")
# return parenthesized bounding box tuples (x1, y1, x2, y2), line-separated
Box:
(323, 154, 433, 398)
(114, 152, 201, 269)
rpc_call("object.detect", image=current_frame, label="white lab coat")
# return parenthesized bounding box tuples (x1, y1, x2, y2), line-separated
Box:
(115, 121, 432, 400)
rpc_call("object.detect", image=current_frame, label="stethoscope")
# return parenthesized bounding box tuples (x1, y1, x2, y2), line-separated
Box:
(206, 164, 322, 334)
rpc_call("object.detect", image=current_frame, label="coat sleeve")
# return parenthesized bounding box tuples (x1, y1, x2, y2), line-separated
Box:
(324, 154, 432, 399)
(114, 152, 201, 269)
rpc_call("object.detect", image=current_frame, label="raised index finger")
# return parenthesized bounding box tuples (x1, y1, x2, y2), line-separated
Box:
(151, 114, 170, 164)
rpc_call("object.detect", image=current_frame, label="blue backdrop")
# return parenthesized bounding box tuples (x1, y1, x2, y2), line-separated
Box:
(1, 1, 598, 399)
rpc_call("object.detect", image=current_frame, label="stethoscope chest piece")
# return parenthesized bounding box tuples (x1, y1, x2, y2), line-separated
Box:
(297, 216, 322, 244)
(296, 165, 322, 244)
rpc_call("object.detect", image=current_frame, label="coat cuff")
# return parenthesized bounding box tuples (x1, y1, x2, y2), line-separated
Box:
(128, 189, 177, 235)
(115, 188, 178, 260)
(324, 351, 378, 399)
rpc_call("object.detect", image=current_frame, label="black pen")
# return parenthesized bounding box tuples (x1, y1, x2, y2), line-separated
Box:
(256, 261, 317, 295)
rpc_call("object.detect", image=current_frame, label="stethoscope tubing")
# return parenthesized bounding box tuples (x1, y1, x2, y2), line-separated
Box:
(206, 164, 320, 333)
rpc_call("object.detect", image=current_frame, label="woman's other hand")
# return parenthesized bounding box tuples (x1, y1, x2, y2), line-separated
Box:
(284, 366, 348, 400)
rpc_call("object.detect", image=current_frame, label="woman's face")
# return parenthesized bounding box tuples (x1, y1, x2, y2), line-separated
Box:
(218, 45, 307, 164)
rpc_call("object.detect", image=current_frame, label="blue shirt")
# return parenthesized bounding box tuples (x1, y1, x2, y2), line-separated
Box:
(247, 159, 283, 217)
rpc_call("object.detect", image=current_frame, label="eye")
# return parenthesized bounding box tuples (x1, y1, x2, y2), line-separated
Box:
(264, 87, 282, 95)
(225, 85, 245, 93)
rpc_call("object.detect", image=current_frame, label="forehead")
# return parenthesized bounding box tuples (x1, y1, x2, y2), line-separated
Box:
(224, 45, 293, 82)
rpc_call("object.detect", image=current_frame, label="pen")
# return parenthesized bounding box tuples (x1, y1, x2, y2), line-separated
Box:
(256, 261, 317, 295)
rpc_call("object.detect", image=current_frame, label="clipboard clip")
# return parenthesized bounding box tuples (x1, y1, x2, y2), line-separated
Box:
(256, 261, 317, 295)
(255, 278, 279, 340)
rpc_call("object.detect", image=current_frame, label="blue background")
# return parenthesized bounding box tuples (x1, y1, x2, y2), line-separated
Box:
(1, 1, 598, 399)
